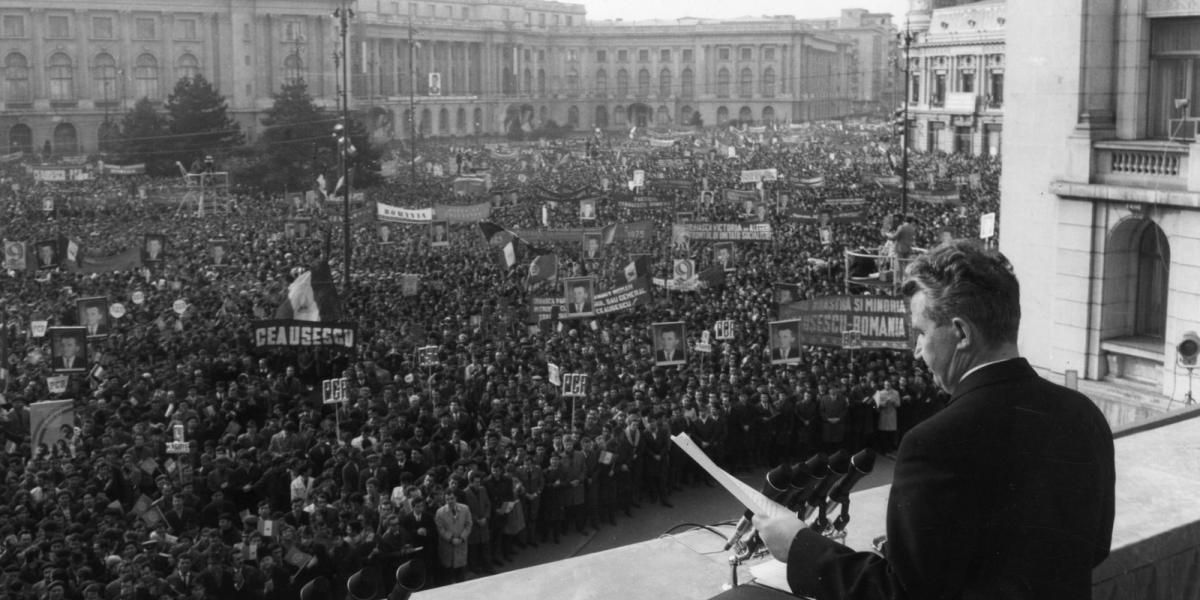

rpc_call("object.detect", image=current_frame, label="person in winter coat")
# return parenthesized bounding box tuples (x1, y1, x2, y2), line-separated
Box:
(434, 489, 471, 584)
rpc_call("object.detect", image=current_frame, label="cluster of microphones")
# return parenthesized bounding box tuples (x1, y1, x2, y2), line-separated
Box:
(725, 448, 877, 561)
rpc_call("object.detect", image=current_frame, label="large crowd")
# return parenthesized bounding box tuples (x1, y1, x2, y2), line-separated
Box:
(0, 120, 1001, 599)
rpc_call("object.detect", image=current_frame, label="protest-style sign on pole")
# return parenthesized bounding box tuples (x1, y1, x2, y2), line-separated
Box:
(165, 423, 191, 486)
(131, 290, 145, 305)
(713, 320, 735, 341)
(843, 328, 863, 363)
(561, 373, 588, 432)
(322, 377, 349, 444)
(30, 320, 48, 339)
(172, 299, 188, 315)
(109, 303, 126, 320)
(46, 375, 68, 395)
(979, 212, 996, 248)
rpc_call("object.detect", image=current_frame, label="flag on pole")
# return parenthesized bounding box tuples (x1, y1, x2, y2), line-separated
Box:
(623, 255, 652, 282)
(274, 260, 343, 322)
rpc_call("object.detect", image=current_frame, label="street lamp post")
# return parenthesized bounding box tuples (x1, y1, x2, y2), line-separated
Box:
(898, 28, 915, 217)
(334, 1, 354, 288)
(408, 13, 418, 185)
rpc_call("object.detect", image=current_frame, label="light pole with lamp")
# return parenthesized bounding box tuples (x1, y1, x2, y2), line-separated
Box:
(407, 13, 419, 185)
(898, 28, 915, 218)
(333, 1, 354, 288)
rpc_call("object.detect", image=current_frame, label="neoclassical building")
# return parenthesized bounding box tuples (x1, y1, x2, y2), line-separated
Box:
(901, 0, 1005, 156)
(0, 0, 897, 156)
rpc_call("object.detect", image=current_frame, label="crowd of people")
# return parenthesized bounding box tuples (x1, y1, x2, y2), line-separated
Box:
(0, 119, 1001, 599)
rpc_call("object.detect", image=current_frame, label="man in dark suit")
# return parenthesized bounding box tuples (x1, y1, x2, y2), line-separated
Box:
(655, 327, 684, 363)
(770, 326, 798, 361)
(753, 241, 1115, 600)
(53, 335, 85, 371)
(567, 282, 592, 314)
(80, 303, 109, 336)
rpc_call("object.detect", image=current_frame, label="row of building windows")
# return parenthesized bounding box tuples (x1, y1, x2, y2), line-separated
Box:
(1, 13, 202, 41)
(593, 47, 776, 64)
(592, 67, 778, 98)
(909, 70, 1004, 108)
(3, 51, 201, 103)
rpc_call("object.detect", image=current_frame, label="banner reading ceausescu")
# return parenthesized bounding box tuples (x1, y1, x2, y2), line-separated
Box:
(778, 295, 910, 350)
(252, 321, 357, 349)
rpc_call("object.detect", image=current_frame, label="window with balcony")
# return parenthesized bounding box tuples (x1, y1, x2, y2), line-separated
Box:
(47, 15, 70, 39)
(93, 53, 118, 103)
(659, 68, 671, 97)
(681, 68, 694, 98)
(637, 68, 649, 96)
(959, 71, 974, 93)
(48, 52, 74, 102)
(910, 73, 920, 104)
(134, 53, 159, 100)
(1149, 17, 1200, 139)
(2, 15, 24, 38)
(92, 16, 114, 39)
(987, 72, 1003, 108)
(717, 67, 730, 98)
(932, 73, 946, 107)
(5, 52, 29, 103)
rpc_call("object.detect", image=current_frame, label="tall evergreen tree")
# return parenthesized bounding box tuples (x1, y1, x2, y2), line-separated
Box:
(165, 74, 244, 167)
(116, 98, 173, 176)
(256, 80, 338, 192)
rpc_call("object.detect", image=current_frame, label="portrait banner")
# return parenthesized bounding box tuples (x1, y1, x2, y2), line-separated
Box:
(778, 295, 910, 350)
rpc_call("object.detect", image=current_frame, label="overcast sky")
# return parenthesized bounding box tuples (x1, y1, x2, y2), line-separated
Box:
(581, 0, 911, 23)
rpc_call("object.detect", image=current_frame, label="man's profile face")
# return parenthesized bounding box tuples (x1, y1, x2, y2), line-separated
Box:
(661, 330, 678, 352)
(777, 328, 795, 349)
(909, 290, 961, 393)
(60, 337, 79, 358)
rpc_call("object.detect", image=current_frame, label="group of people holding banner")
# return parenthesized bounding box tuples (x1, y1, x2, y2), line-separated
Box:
(0, 117, 1001, 597)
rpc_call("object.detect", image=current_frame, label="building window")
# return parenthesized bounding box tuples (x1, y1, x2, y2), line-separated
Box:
(566, 16, 573, 26)
(718, 47, 729, 61)
(538, 13, 545, 26)
(739, 67, 753, 97)
(48, 15, 70, 39)
(522, 68, 531, 93)
(659, 68, 671, 97)
(595, 105, 608, 128)
(682, 49, 693, 63)
(283, 21, 303, 42)
(538, 50, 545, 62)
(954, 126, 972, 154)
(176, 18, 198, 40)
(617, 49, 628, 63)
(567, 49, 577, 62)
(960, 71, 974, 93)
(762, 67, 775, 98)
(764, 47, 775, 61)
(1149, 17, 1200, 138)
(660, 49, 670, 63)
(716, 67, 730, 98)
(987, 72, 1003, 107)
(92, 16, 114, 39)
(567, 69, 579, 95)
(503, 8, 510, 21)
(637, 68, 649, 96)
(681, 68, 694, 98)
(596, 50, 607, 63)
(284, 53, 304, 84)
(93, 53, 118, 103)
(4, 52, 29, 103)
(910, 73, 920, 104)
(537, 68, 546, 95)
(135, 17, 156, 39)
(932, 72, 946, 107)
(176, 53, 200, 81)
(614, 105, 626, 126)
(524, 49, 532, 62)
(568, 105, 579, 127)
(134, 53, 159, 100)
(638, 49, 649, 63)
(462, 7, 469, 19)
(554, 14, 560, 26)
(2, 15, 24, 37)
(1135, 224, 1170, 338)
(596, 68, 607, 94)
(717, 105, 729, 124)
(617, 69, 629, 96)
(48, 52, 74, 102)
(740, 47, 752, 61)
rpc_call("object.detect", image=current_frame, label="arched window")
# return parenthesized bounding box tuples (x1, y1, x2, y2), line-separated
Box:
(594, 105, 608, 128)
(762, 67, 776, 98)
(5, 53, 29, 103)
(9, 124, 32, 154)
(567, 105, 579, 127)
(716, 105, 729, 125)
(537, 69, 546, 96)
(93, 53, 117, 103)
(656, 105, 669, 125)
(659, 68, 672, 98)
(53, 122, 78, 155)
(420, 108, 432, 135)
(637, 68, 650, 97)
(567, 69, 579, 95)
(473, 107, 483, 132)
(175, 54, 200, 81)
(48, 52, 74, 101)
(284, 53, 304, 85)
(595, 69, 608, 95)
(680, 105, 694, 126)
(98, 120, 121, 153)
(1136, 224, 1169, 337)
(716, 68, 730, 98)
(739, 106, 753, 122)
(438, 108, 449, 133)
(680, 68, 694, 99)
(762, 106, 775, 123)
(134, 53, 159, 100)
(614, 105, 627, 126)
(456, 107, 467, 132)
(616, 69, 629, 97)
(739, 67, 753, 97)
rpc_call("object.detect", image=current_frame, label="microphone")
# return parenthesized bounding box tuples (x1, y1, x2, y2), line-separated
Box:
(785, 453, 828, 512)
(802, 449, 850, 522)
(725, 462, 792, 550)
(823, 448, 877, 531)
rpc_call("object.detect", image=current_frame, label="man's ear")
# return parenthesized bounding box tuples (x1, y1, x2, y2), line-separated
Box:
(951, 317, 974, 350)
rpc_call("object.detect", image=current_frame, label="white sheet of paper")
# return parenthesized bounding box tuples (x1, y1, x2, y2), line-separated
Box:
(670, 433, 790, 519)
